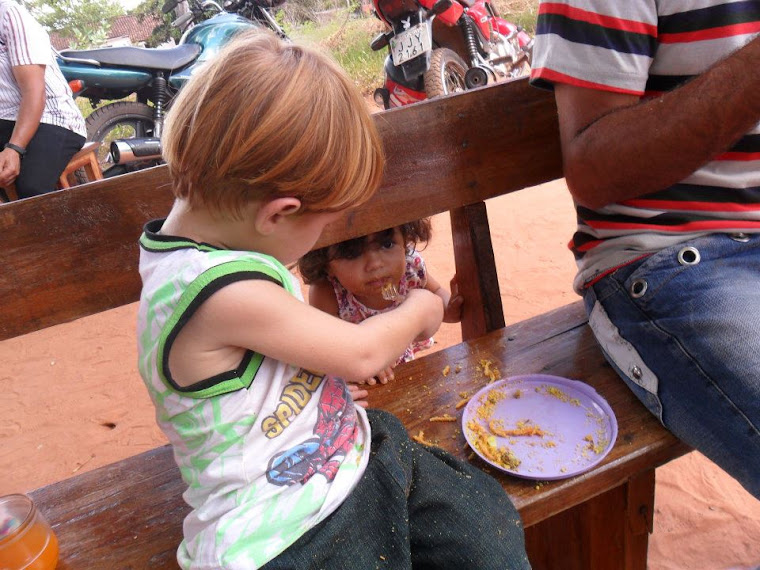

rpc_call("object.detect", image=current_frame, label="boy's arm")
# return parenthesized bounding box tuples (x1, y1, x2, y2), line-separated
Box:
(199, 279, 443, 384)
(309, 278, 392, 385)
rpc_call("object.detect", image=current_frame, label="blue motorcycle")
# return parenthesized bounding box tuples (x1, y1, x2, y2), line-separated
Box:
(56, 0, 287, 176)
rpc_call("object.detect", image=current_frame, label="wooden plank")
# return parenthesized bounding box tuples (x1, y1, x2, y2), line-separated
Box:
(451, 202, 505, 340)
(29, 303, 689, 568)
(0, 77, 560, 342)
(31, 446, 185, 569)
(367, 301, 692, 526)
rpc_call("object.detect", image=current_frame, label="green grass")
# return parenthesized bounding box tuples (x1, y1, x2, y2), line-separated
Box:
(493, 0, 539, 33)
(291, 11, 387, 96)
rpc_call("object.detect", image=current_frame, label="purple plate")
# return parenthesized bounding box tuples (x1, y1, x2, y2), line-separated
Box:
(462, 374, 618, 480)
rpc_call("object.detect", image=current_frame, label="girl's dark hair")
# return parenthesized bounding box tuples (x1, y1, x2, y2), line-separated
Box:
(298, 218, 432, 284)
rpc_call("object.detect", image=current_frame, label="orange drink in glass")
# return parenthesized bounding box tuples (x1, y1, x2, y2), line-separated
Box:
(0, 494, 59, 569)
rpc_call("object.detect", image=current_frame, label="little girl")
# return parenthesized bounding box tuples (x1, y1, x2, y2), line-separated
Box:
(299, 218, 463, 384)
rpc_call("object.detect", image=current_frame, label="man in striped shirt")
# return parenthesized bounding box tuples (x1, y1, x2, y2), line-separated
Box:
(0, 0, 85, 200)
(531, 1, 760, 500)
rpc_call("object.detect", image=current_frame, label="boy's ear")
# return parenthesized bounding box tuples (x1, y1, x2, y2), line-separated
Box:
(255, 197, 302, 235)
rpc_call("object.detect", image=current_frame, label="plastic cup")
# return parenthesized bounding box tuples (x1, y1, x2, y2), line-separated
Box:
(0, 494, 59, 569)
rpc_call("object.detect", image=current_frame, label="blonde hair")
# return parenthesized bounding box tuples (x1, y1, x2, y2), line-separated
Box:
(162, 30, 384, 216)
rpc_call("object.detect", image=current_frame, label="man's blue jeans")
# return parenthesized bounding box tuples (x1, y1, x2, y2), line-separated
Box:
(263, 409, 531, 569)
(584, 233, 760, 499)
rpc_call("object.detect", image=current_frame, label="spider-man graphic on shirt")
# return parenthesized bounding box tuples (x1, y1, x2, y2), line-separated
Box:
(266, 376, 357, 485)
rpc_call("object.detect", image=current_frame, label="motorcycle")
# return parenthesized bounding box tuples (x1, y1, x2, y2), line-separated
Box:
(56, 0, 287, 176)
(369, 0, 532, 109)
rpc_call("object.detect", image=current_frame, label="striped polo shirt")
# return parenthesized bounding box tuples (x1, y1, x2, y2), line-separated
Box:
(0, 0, 86, 137)
(530, 1, 760, 292)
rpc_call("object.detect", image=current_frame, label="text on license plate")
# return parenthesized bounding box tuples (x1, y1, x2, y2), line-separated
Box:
(390, 22, 432, 66)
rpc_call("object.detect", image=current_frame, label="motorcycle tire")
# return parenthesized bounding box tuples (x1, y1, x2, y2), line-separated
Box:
(85, 101, 156, 176)
(424, 48, 468, 100)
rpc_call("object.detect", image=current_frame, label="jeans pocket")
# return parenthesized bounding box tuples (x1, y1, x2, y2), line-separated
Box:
(588, 300, 665, 422)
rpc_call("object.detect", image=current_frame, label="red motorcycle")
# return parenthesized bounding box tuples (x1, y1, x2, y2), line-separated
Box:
(370, 0, 533, 109)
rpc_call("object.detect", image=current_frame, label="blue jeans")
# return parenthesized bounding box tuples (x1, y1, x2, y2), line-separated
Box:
(584, 233, 760, 499)
(262, 409, 531, 570)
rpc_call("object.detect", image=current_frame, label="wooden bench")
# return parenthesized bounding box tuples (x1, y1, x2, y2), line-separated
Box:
(1, 77, 691, 569)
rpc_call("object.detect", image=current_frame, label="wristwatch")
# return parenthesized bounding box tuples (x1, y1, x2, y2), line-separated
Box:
(4, 142, 26, 158)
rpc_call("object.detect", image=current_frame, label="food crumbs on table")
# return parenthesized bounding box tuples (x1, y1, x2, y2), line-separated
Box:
(442, 365, 451, 377)
(478, 359, 501, 383)
(455, 398, 470, 410)
(412, 429, 435, 446)
(429, 414, 456, 422)
(380, 555, 386, 560)
(455, 364, 462, 373)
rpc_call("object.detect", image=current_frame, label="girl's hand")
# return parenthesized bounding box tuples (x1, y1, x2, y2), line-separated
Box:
(372, 365, 395, 385)
(355, 365, 396, 386)
(347, 383, 369, 408)
(443, 276, 464, 323)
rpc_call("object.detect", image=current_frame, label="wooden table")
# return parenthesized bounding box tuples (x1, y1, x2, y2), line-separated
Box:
(30, 302, 690, 569)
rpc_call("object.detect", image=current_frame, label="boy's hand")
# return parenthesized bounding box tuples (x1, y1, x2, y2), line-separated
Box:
(347, 383, 369, 408)
(443, 276, 464, 323)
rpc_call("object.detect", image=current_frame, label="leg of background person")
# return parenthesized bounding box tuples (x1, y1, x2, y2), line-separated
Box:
(14, 124, 85, 199)
(585, 234, 760, 499)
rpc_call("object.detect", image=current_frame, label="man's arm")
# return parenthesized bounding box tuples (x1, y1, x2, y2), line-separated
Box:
(0, 64, 45, 187)
(557, 36, 760, 210)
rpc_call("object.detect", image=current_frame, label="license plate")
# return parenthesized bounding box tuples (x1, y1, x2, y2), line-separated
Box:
(390, 22, 432, 66)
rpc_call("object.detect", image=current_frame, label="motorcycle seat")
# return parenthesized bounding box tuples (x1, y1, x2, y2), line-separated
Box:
(59, 43, 202, 72)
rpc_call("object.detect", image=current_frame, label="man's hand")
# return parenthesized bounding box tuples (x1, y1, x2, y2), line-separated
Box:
(0, 148, 21, 188)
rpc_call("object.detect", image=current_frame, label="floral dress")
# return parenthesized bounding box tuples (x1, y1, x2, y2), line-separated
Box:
(328, 250, 435, 363)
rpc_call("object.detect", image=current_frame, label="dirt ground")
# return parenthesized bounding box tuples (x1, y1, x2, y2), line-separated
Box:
(1, 179, 759, 568)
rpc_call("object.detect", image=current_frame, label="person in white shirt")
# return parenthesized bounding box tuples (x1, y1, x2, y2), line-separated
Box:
(0, 0, 86, 200)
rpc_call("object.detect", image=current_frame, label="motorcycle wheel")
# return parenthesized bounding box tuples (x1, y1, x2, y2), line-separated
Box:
(424, 48, 468, 100)
(85, 101, 156, 176)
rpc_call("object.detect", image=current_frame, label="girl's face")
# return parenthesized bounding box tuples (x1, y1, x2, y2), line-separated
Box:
(274, 209, 343, 266)
(327, 227, 407, 309)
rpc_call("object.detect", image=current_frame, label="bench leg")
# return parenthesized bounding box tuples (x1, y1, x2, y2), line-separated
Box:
(524, 469, 655, 570)
(450, 202, 505, 340)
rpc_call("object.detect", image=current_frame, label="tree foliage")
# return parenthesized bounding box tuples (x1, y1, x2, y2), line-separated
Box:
(133, 0, 182, 47)
(27, 0, 124, 48)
